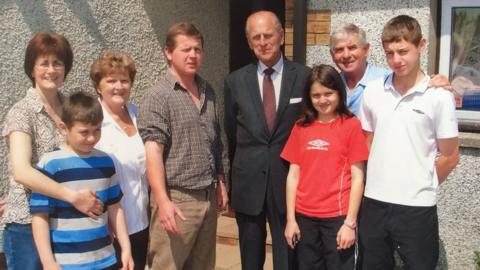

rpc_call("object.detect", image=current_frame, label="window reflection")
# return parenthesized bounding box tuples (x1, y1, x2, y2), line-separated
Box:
(450, 7, 480, 110)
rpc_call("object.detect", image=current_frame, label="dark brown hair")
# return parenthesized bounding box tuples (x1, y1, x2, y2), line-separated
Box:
(62, 91, 103, 128)
(298, 64, 353, 126)
(381, 15, 422, 46)
(24, 32, 73, 87)
(90, 50, 136, 92)
(165, 22, 204, 51)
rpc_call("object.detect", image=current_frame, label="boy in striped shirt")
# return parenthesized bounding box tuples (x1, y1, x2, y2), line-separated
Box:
(30, 92, 133, 270)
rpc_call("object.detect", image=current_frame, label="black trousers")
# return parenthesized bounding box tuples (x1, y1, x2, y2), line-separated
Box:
(235, 180, 294, 270)
(359, 197, 439, 270)
(295, 214, 355, 270)
(113, 226, 149, 270)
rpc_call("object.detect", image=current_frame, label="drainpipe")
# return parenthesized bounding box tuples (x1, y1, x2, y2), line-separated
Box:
(293, 0, 307, 65)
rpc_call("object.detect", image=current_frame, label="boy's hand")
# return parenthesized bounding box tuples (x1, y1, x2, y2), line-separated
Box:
(70, 189, 103, 219)
(336, 224, 356, 250)
(120, 250, 134, 270)
(158, 199, 186, 234)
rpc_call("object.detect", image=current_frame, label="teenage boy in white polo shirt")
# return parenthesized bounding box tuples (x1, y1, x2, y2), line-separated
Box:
(358, 15, 460, 270)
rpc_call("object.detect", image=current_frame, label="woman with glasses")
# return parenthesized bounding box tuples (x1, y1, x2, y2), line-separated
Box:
(2, 32, 102, 270)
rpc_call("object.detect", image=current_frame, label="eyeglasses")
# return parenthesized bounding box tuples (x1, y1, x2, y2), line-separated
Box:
(35, 61, 65, 71)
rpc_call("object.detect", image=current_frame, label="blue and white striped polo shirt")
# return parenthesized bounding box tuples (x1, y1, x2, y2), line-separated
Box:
(30, 147, 123, 270)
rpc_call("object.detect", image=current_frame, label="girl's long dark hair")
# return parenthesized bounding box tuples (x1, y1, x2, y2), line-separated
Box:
(298, 64, 353, 126)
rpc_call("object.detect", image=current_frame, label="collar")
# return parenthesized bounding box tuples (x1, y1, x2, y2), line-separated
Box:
(358, 63, 377, 87)
(384, 73, 430, 95)
(258, 56, 284, 75)
(340, 62, 374, 89)
(26, 88, 44, 113)
(165, 69, 207, 93)
(27, 87, 64, 114)
(99, 98, 135, 125)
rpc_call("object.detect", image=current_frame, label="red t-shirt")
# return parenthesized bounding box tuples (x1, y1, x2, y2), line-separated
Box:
(281, 116, 369, 218)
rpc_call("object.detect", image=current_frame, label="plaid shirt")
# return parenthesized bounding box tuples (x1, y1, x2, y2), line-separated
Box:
(138, 70, 228, 190)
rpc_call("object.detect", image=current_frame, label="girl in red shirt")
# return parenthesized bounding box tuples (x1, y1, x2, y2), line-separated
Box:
(281, 64, 368, 270)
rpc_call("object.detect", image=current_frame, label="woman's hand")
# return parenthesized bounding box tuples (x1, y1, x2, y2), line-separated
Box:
(336, 224, 356, 250)
(69, 189, 103, 219)
(43, 261, 61, 270)
(120, 250, 134, 270)
(284, 220, 301, 249)
(0, 196, 7, 217)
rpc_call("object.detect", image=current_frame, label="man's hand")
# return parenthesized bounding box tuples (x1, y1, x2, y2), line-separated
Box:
(216, 181, 229, 210)
(158, 199, 186, 234)
(70, 189, 103, 219)
(430, 74, 452, 91)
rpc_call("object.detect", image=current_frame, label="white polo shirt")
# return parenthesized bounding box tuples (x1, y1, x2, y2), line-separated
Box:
(359, 74, 458, 206)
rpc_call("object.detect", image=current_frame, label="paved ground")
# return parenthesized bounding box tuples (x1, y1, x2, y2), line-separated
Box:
(215, 215, 273, 270)
(215, 242, 273, 270)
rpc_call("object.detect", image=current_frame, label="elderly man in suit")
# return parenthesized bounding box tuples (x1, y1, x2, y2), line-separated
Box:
(224, 10, 310, 270)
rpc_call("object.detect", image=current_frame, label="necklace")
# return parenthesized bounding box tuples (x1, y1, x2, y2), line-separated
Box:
(112, 106, 136, 136)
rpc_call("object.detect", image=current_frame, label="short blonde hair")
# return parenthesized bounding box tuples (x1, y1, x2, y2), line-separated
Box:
(90, 50, 136, 90)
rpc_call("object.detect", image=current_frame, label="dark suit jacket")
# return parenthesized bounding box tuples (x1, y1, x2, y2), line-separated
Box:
(224, 59, 310, 216)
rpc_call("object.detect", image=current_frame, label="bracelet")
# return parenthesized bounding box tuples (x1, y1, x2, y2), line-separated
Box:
(343, 219, 357, 230)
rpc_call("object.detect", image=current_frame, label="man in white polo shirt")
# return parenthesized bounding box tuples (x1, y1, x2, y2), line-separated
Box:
(359, 15, 460, 269)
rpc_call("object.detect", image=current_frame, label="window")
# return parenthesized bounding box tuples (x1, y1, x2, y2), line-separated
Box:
(439, 0, 480, 127)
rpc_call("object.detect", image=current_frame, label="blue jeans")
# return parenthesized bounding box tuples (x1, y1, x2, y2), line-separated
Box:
(3, 223, 42, 270)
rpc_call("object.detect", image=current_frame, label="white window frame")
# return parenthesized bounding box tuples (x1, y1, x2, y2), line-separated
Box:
(439, 0, 480, 126)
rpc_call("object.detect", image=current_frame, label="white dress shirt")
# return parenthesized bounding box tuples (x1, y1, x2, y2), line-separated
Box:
(257, 57, 284, 110)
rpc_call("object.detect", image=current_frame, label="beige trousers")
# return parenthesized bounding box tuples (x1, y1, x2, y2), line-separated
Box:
(148, 185, 217, 270)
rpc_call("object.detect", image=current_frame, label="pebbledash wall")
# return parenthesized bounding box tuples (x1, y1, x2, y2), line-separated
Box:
(0, 1, 229, 194)
(306, 0, 431, 72)
(1, 0, 479, 269)
(304, 1, 480, 269)
(0, 0, 229, 252)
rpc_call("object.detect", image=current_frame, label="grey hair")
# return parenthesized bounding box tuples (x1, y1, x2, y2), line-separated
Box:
(245, 11, 283, 38)
(329, 24, 368, 51)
